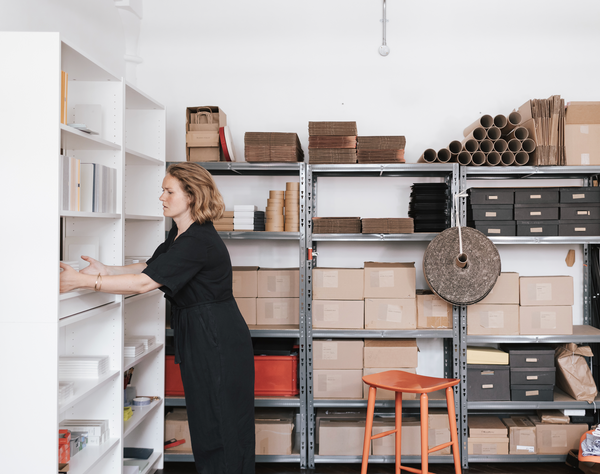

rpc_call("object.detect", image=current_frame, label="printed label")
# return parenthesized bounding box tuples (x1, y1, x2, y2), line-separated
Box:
(581, 154, 590, 165)
(321, 342, 338, 360)
(575, 227, 587, 232)
(573, 193, 585, 199)
(578, 210, 590, 215)
(323, 304, 339, 322)
(525, 358, 538, 362)
(551, 431, 568, 447)
(481, 371, 495, 375)
(387, 304, 402, 322)
(530, 195, 541, 199)
(323, 271, 339, 288)
(272, 302, 289, 319)
(540, 311, 557, 329)
(488, 196, 498, 200)
(431, 301, 447, 317)
(531, 227, 543, 233)
(481, 310, 504, 328)
(530, 211, 542, 216)
(488, 229, 501, 234)
(485, 212, 497, 217)
(535, 283, 552, 301)
(517, 445, 535, 453)
(275, 275, 291, 293)
(482, 384, 494, 389)
(526, 390, 539, 396)
(378, 270, 394, 288)
(526, 375, 538, 380)
(580, 125, 590, 134)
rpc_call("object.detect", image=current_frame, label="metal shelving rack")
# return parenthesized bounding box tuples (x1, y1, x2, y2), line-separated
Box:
(305, 163, 462, 468)
(163, 162, 308, 467)
(459, 165, 600, 468)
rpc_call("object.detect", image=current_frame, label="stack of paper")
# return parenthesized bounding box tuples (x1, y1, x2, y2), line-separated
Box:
(59, 356, 109, 379)
(467, 346, 509, 365)
(361, 218, 414, 234)
(308, 121, 358, 164)
(233, 205, 265, 231)
(312, 217, 361, 234)
(124, 256, 149, 266)
(124, 336, 156, 352)
(214, 210, 234, 231)
(60, 419, 110, 446)
(124, 342, 145, 358)
(357, 136, 406, 163)
(408, 183, 450, 233)
(244, 132, 304, 162)
(58, 381, 74, 404)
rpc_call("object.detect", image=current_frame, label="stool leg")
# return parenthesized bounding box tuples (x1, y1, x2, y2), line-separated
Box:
(395, 391, 402, 474)
(445, 387, 462, 474)
(361, 386, 377, 474)
(420, 393, 429, 474)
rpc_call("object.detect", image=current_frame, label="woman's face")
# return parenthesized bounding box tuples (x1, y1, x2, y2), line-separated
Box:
(160, 174, 192, 221)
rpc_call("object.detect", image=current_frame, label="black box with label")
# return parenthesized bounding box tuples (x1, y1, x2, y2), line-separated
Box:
(502, 345, 555, 368)
(470, 205, 513, 221)
(510, 367, 556, 385)
(467, 364, 510, 401)
(472, 221, 516, 236)
(516, 221, 559, 237)
(560, 203, 600, 220)
(514, 206, 559, 221)
(560, 187, 600, 203)
(510, 384, 554, 401)
(558, 220, 600, 236)
(469, 188, 514, 205)
(514, 188, 560, 204)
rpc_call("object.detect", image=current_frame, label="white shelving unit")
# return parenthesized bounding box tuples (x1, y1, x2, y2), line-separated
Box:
(0, 32, 165, 473)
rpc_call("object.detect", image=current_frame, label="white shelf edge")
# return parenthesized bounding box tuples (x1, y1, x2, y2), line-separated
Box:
(125, 147, 164, 165)
(59, 370, 120, 414)
(60, 211, 121, 219)
(59, 301, 121, 327)
(124, 289, 162, 304)
(125, 81, 165, 110)
(125, 214, 164, 221)
(138, 451, 163, 474)
(123, 398, 163, 437)
(124, 343, 164, 371)
(68, 437, 120, 474)
(60, 123, 121, 150)
(59, 288, 95, 301)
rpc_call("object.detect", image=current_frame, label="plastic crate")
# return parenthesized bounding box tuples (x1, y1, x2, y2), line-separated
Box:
(165, 355, 185, 397)
(255, 354, 299, 397)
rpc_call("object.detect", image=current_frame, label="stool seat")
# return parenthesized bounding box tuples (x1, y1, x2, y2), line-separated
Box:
(362, 370, 460, 394)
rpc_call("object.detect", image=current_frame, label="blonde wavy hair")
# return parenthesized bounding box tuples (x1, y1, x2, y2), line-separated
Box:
(166, 162, 225, 224)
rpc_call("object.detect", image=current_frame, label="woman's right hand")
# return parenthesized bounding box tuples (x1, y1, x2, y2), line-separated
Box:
(79, 256, 109, 276)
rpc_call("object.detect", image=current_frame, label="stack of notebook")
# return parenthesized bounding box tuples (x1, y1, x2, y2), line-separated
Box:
(244, 132, 304, 162)
(124, 341, 144, 358)
(308, 121, 358, 164)
(124, 336, 156, 352)
(361, 218, 414, 234)
(408, 183, 450, 233)
(312, 217, 361, 234)
(58, 381, 74, 404)
(234, 205, 265, 231)
(59, 356, 109, 379)
(357, 136, 406, 163)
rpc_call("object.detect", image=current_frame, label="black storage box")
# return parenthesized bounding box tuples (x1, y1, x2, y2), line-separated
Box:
(516, 221, 559, 236)
(558, 220, 600, 236)
(503, 345, 555, 368)
(560, 187, 600, 203)
(469, 188, 514, 205)
(513, 206, 559, 221)
(469, 205, 513, 221)
(560, 203, 600, 220)
(514, 188, 559, 204)
(510, 384, 554, 401)
(510, 367, 556, 385)
(472, 221, 516, 236)
(467, 364, 510, 401)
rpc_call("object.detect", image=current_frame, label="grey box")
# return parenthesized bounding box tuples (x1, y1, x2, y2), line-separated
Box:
(467, 364, 510, 401)
(470, 205, 513, 221)
(510, 384, 554, 401)
(503, 346, 555, 368)
(514, 188, 559, 204)
(510, 367, 556, 385)
(516, 221, 558, 237)
(469, 188, 514, 205)
(472, 221, 516, 236)
(560, 187, 600, 203)
(558, 220, 600, 236)
(514, 207, 559, 221)
(560, 203, 600, 220)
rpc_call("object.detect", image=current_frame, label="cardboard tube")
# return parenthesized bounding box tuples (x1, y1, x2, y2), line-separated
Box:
(463, 139, 478, 153)
(471, 151, 485, 166)
(486, 126, 501, 141)
(418, 148, 437, 163)
(462, 127, 486, 144)
(508, 138, 522, 153)
(506, 126, 529, 141)
(437, 148, 451, 163)
(501, 151, 515, 166)
(458, 151, 472, 166)
(494, 114, 507, 129)
(463, 114, 493, 137)
(515, 151, 529, 166)
(455, 253, 468, 268)
(449, 140, 462, 154)
(486, 151, 501, 166)
(479, 139, 493, 153)
(522, 138, 536, 153)
(501, 111, 522, 135)
(494, 139, 508, 153)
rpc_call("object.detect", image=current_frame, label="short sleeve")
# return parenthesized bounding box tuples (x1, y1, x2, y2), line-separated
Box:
(142, 232, 208, 297)
(146, 226, 176, 266)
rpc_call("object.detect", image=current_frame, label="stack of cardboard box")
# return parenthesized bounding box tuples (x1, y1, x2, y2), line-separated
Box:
(356, 136, 406, 164)
(185, 106, 226, 162)
(213, 210, 234, 231)
(308, 121, 358, 164)
(254, 409, 296, 455)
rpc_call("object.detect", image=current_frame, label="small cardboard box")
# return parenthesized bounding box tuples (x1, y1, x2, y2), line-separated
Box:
(235, 297, 256, 325)
(255, 409, 295, 455)
(468, 416, 508, 438)
(165, 409, 193, 453)
(256, 297, 299, 326)
(257, 268, 299, 298)
(313, 369, 363, 399)
(363, 339, 418, 368)
(529, 415, 588, 455)
(186, 130, 220, 147)
(519, 306, 573, 335)
(503, 416, 536, 454)
(478, 273, 520, 305)
(565, 102, 600, 166)
(468, 437, 509, 455)
(315, 408, 366, 445)
(519, 276, 574, 306)
(189, 146, 219, 162)
(312, 268, 364, 300)
(313, 340, 364, 370)
(318, 419, 367, 455)
(466, 304, 519, 335)
(363, 367, 417, 400)
(185, 106, 227, 162)
(364, 298, 417, 330)
(232, 266, 259, 298)
(416, 290, 452, 329)
(363, 262, 416, 299)
(312, 300, 364, 329)
(372, 418, 421, 456)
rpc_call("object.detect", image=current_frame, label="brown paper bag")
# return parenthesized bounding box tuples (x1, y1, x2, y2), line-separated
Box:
(555, 343, 598, 403)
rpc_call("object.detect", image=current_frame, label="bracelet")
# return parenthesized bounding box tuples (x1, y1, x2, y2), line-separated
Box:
(94, 273, 103, 291)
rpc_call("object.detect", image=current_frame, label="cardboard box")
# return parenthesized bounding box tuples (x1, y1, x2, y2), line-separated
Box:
(255, 409, 295, 455)
(256, 297, 299, 326)
(363, 262, 416, 299)
(478, 273, 520, 305)
(257, 268, 299, 298)
(315, 408, 366, 445)
(185, 106, 227, 162)
(519, 306, 573, 335)
(313, 369, 363, 399)
(364, 298, 416, 330)
(235, 297, 256, 325)
(466, 347, 509, 365)
(428, 409, 452, 455)
(503, 416, 536, 454)
(466, 304, 519, 335)
(417, 290, 452, 329)
(372, 418, 420, 456)
(312, 268, 364, 300)
(186, 130, 219, 147)
(165, 409, 193, 453)
(312, 300, 364, 329)
(520, 276, 574, 306)
(189, 146, 219, 162)
(232, 266, 258, 297)
(565, 102, 600, 166)
(363, 339, 418, 368)
(313, 340, 364, 370)
(468, 416, 508, 438)
(529, 415, 588, 455)
(318, 419, 367, 455)
(468, 437, 509, 455)
(362, 367, 417, 400)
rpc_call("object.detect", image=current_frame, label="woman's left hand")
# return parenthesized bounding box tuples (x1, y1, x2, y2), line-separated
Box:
(60, 262, 82, 293)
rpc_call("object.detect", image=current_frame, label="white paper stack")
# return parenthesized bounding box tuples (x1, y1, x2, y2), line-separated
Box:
(60, 419, 110, 446)
(233, 205, 265, 231)
(59, 356, 109, 379)
(124, 336, 156, 352)
(124, 256, 149, 266)
(124, 342, 145, 358)
(58, 381, 74, 404)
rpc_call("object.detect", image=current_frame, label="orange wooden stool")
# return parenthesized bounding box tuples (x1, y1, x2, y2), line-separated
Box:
(361, 370, 461, 474)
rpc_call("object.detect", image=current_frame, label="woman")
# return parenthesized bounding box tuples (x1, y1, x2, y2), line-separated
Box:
(60, 162, 256, 474)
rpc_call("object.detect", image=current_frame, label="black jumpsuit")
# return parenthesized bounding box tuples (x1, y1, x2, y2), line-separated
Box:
(143, 221, 255, 474)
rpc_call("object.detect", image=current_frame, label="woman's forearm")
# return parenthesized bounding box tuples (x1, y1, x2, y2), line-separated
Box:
(106, 262, 148, 276)
(75, 272, 161, 295)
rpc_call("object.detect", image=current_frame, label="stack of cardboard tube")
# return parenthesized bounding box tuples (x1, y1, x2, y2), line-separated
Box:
(265, 182, 300, 232)
(284, 182, 300, 232)
(266, 190, 285, 231)
(419, 112, 537, 166)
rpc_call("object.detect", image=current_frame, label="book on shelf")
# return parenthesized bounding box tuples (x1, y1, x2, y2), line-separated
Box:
(61, 71, 68, 125)
(78, 163, 118, 213)
(60, 155, 80, 212)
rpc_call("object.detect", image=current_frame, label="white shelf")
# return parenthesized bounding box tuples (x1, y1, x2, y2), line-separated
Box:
(124, 289, 162, 304)
(60, 210, 121, 219)
(125, 147, 164, 166)
(125, 214, 164, 221)
(124, 343, 164, 371)
(138, 452, 163, 474)
(69, 437, 120, 474)
(125, 81, 165, 110)
(124, 398, 163, 437)
(59, 301, 121, 327)
(59, 370, 120, 414)
(60, 124, 121, 151)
